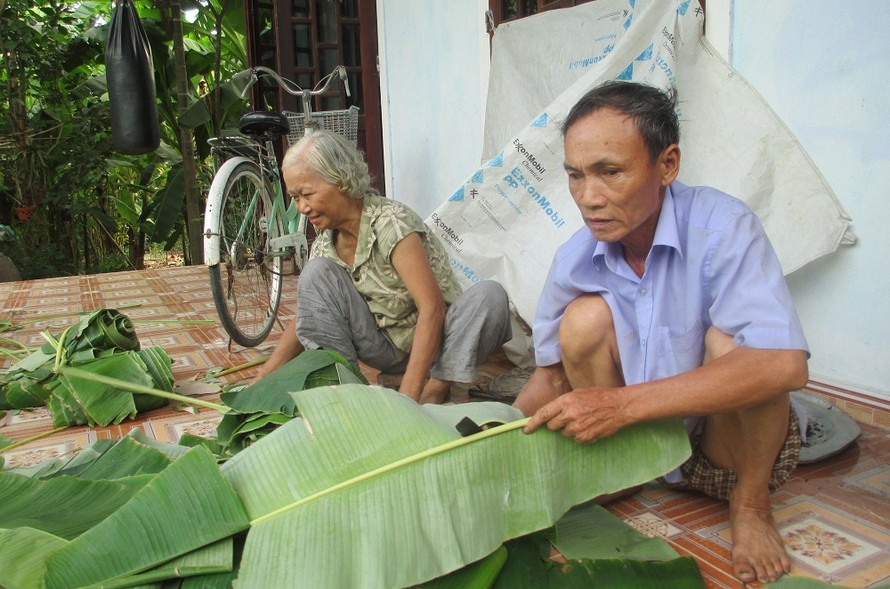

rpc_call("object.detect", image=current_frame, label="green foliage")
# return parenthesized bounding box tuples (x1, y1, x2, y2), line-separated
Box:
(0, 0, 248, 277)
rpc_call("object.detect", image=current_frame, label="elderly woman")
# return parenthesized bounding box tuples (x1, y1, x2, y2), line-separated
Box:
(254, 130, 512, 404)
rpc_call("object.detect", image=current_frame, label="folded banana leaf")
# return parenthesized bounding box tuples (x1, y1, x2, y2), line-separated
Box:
(214, 349, 367, 456)
(0, 309, 173, 425)
(0, 309, 141, 410)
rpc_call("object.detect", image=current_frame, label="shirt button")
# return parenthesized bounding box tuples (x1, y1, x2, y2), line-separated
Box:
(639, 288, 647, 296)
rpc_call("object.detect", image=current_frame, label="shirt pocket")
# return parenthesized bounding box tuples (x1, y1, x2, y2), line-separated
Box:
(653, 318, 706, 376)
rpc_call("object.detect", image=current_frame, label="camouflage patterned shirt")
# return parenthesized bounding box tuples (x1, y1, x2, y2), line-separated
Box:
(311, 194, 462, 351)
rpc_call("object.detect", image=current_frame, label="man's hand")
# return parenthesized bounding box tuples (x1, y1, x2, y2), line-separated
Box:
(523, 387, 632, 443)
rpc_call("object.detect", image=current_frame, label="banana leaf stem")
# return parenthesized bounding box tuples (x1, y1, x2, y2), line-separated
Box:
(52, 325, 75, 373)
(214, 355, 269, 377)
(1, 426, 69, 454)
(57, 366, 229, 413)
(251, 417, 532, 526)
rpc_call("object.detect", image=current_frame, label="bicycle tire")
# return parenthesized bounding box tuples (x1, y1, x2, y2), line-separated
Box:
(205, 159, 284, 347)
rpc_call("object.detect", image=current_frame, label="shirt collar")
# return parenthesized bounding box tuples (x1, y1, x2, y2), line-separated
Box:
(591, 184, 683, 270)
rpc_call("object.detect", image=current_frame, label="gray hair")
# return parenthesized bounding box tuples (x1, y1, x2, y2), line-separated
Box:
(561, 80, 680, 162)
(281, 130, 378, 199)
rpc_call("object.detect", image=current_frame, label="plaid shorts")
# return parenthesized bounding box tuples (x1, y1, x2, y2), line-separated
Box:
(664, 410, 802, 501)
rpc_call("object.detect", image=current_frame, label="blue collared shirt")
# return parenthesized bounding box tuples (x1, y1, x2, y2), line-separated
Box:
(534, 181, 810, 383)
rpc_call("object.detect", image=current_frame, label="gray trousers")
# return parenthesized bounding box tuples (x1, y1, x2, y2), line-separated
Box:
(295, 257, 512, 383)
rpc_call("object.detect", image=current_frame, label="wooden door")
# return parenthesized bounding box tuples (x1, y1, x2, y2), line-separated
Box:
(244, 0, 384, 192)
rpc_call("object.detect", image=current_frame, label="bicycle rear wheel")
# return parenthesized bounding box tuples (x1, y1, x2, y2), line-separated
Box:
(206, 160, 284, 347)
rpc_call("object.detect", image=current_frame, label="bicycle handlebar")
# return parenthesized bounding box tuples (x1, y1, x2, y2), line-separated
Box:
(239, 66, 351, 101)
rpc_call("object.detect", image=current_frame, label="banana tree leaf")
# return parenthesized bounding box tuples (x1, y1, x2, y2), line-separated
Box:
(1, 309, 137, 409)
(215, 350, 368, 457)
(46, 379, 89, 427)
(135, 347, 175, 411)
(220, 349, 368, 416)
(5, 439, 117, 479)
(491, 535, 552, 588)
(54, 350, 171, 426)
(0, 527, 67, 589)
(494, 535, 702, 589)
(60, 308, 140, 363)
(221, 384, 691, 588)
(92, 537, 235, 589)
(547, 557, 704, 588)
(545, 504, 679, 562)
(177, 569, 239, 589)
(76, 433, 175, 480)
(415, 546, 508, 589)
(44, 447, 249, 589)
(0, 471, 153, 539)
(214, 412, 290, 457)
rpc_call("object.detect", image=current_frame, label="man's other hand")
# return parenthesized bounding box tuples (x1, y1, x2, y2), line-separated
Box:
(523, 387, 631, 443)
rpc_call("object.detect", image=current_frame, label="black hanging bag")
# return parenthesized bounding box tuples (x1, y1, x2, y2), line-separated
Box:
(106, 0, 159, 154)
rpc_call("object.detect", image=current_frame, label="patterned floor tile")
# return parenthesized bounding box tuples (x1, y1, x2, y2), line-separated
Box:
(2, 430, 98, 469)
(142, 412, 224, 443)
(846, 465, 890, 498)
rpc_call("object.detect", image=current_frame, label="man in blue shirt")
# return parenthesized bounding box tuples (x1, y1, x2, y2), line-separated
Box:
(515, 81, 810, 585)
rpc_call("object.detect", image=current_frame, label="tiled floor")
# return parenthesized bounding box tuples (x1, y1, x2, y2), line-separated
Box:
(1, 265, 888, 588)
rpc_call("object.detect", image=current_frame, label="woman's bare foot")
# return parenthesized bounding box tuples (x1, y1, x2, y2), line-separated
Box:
(729, 489, 791, 584)
(419, 378, 451, 404)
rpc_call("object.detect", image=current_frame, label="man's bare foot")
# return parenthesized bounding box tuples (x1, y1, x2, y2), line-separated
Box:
(418, 378, 451, 404)
(729, 490, 791, 584)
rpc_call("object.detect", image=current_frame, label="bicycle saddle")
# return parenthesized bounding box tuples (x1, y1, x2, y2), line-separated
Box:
(239, 111, 290, 137)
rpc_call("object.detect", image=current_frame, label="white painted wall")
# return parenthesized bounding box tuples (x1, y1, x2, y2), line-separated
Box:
(376, 0, 490, 219)
(377, 1, 890, 403)
(731, 1, 890, 401)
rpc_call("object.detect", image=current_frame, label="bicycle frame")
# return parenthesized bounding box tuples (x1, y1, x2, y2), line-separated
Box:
(203, 138, 305, 268)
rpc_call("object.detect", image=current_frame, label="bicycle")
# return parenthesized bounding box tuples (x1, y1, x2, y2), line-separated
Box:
(202, 65, 359, 347)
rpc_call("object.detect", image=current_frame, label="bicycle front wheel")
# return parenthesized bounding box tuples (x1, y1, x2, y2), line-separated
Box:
(206, 159, 284, 347)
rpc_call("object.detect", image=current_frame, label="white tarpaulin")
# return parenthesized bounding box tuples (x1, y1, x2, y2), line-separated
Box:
(425, 0, 853, 338)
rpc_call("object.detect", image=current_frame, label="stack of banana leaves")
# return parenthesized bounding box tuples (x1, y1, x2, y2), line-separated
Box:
(0, 347, 721, 589)
(0, 309, 172, 427)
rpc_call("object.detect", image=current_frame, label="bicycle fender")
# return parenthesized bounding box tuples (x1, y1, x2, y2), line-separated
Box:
(204, 156, 253, 266)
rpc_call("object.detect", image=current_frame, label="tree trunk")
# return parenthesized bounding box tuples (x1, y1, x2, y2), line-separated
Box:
(160, 0, 203, 266)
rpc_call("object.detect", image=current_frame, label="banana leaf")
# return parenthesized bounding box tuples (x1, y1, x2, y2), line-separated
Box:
(415, 546, 508, 589)
(90, 538, 235, 589)
(545, 504, 679, 561)
(57, 308, 141, 363)
(52, 350, 172, 426)
(43, 447, 249, 589)
(215, 349, 368, 456)
(0, 470, 154, 539)
(0, 527, 68, 589)
(493, 535, 703, 589)
(0, 309, 170, 420)
(221, 384, 691, 588)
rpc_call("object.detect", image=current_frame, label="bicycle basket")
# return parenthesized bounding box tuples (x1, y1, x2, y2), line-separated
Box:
(284, 105, 360, 147)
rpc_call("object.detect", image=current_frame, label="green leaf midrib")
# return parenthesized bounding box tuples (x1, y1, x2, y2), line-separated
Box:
(251, 417, 530, 526)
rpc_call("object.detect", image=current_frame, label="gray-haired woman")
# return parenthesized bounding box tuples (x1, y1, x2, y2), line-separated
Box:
(253, 130, 511, 404)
